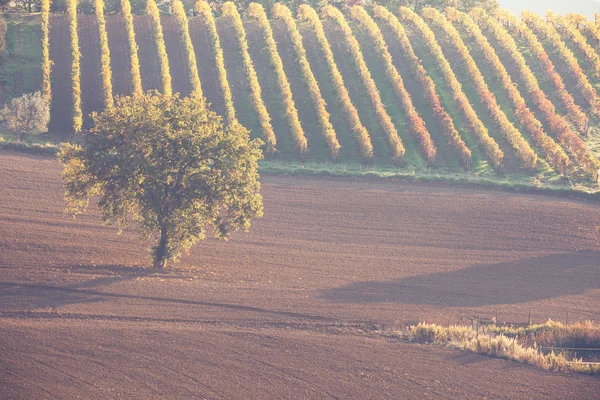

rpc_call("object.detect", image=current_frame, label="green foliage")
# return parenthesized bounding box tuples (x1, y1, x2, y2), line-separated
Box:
(272, 3, 340, 159)
(2, 92, 50, 141)
(122, 0, 143, 96)
(0, 16, 6, 54)
(298, 5, 373, 161)
(381, 0, 498, 13)
(222, 1, 276, 153)
(68, 0, 82, 132)
(196, 0, 236, 124)
(147, 0, 172, 96)
(96, 0, 114, 108)
(58, 92, 264, 268)
(173, 0, 203, 100)
(41, 0, 51, 102)
(248, 2, 307, 155)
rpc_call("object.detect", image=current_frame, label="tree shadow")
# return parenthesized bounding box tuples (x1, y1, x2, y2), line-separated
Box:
(318, 251, 600, 307)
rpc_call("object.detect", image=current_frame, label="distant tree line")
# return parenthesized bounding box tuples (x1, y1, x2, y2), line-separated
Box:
(1, 0, 498, 16)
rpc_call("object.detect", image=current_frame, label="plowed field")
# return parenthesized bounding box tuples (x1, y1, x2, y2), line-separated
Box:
(1, 150, 599, 398)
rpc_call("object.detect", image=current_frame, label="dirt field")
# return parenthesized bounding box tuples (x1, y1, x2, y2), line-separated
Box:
(1, 150, 599, 398)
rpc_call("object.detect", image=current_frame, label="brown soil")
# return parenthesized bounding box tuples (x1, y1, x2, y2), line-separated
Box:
(133, 16, 161, 93)
(78, 15, 103, 129)
(161, 16, 192, 98)
(48, 15, 72, 134)
(188, 17, 225, 116)
(1, 150, 599, 398)
(105, 15, 133, 97)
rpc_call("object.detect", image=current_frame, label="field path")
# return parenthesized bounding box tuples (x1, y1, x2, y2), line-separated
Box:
(0, 150, 599, 398)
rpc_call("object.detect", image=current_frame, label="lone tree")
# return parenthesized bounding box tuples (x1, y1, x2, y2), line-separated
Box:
(59, 92, 264, 268)
(2, 92, 50, 142)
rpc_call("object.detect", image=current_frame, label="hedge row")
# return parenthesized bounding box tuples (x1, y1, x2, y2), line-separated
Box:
(449, 8, 569, 175)
(498, 10, 589, 135)
(350, 6, 435, 165)
(423, 8, 536, 170)
(68, 0, 82, 132)
(322, 6, 404, 164)
(400, 7, 502, 169)
(122, 0, 142, 96)
(172, 0, 203, 101)
(297, 4, 373, 162)
(373, 6, 471, 169)
(522, 10, 599, 116)
(222, 1, 276, 152)
(96, 0, 113, 108)
(41, 0, 51, 102)
(146, 0, 172, 96)
(196, 1, 235, 124)
(249, 3, 306, 155)
(272, 3, 340, 159)
(482, 9, 598, 175)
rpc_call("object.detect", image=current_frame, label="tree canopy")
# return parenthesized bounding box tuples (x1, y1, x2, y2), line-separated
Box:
(59, 92, 264, 268)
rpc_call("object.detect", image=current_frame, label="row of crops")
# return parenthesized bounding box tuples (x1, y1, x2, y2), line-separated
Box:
(42, 1, 600, 180)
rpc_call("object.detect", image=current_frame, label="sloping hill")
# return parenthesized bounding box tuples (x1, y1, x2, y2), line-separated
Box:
(26, 4, 600, 183)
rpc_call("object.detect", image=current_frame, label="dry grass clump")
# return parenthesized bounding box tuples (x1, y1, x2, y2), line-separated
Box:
(405, 321, 600, 375)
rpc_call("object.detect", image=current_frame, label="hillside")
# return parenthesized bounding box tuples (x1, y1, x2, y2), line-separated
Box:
(9, 3, 600, 185)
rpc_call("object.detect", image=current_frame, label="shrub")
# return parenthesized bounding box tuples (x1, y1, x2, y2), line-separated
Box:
(350, 6, 436, 166)
(2, 92, 50, 142)
(96, 0, 113, 108)
(196, 1, 236, 124)
(41, 0, 51, 102)
(249, 3, 306, 155)
(373, 6, 471, 169)
(447, 8, 569, 175)
(298, 4, 373, 163)
(422, 7, 536, 170)
(146, 0, 172, 96)
(522, 11, 599, 116)
(480, 8, 600, 176)
(172, 0, 203, 101)
(0, 16, 6, 54)
(222, 1, 276, 153)
(399, 7, 502, 169)
(323, 5, 405, 165)
(272, 3, 340, 160)
(67, 0, 82, 133)
(122, 0, 143, 96)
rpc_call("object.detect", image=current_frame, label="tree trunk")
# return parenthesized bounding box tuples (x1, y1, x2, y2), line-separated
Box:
(19, 131, 25, 142)
(153, 226, 168, 269)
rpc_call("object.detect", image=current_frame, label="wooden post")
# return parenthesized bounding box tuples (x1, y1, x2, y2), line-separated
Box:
(495, 307, 498, 326)
(528, 308, 532, 326)
(566, 311, 569, 326)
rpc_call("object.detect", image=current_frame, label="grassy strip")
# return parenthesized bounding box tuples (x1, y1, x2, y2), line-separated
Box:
(195, 1, 235, 124)
(41, 0, 51, 102)
(350, 6, 435, 166)
(272, 4, 340, 160)
(449, 9, 569, 176)
(146, 0, 172, 96)
(373, 6, 471, 169)
(96, 0, 113, 108)
(423, 8, 537, 170)
(404, 321, 600, 375)
(172, 0, 203, 101)
(222, 1, 276, 153)
(248, 3, 306, 155)
(478, 9, 598, 176)
(67, 0, 82, 133)
(323, 5, 404, 165)
(122, 0, 142, 96)
(2, 139, 599, 200)
(298, 4, 373, 163)
(400, 7, 501, 169)
(505, 11, 589, 133)
(522, 11, 599, 115)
